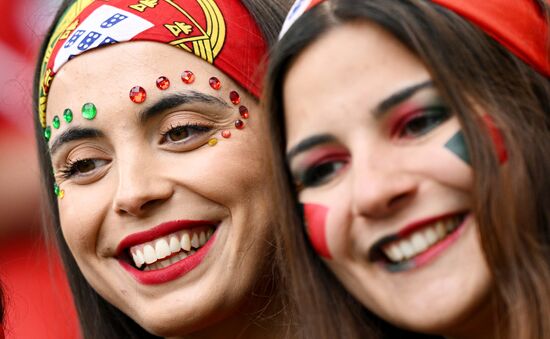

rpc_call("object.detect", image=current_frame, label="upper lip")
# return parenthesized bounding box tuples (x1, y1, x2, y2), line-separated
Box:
(116, 219, 219, 256)
(368, 210, 468, 261)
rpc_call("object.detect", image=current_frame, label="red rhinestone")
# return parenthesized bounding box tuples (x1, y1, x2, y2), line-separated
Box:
(181, 70, 195, 84)
(235, 119, 244, 129)
(221, 130, 231, 138)
(209, 76, 221, 90)
(129, 86, 146, 103)
(239, 106, 249, 119)
(156, 76, 170, 90)
(229, 91, 240, 105)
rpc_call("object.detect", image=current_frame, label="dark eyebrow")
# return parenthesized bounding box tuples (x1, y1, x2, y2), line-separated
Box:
(138, 91, 231, 124)
(286, 134, 337, 163)
(50, 127, 104, 156)
(374, 80, 434, 117)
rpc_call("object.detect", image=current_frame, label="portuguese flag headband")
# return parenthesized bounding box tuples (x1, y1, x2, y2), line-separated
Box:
(38, 0, 267, 129)
(280, 0, 550, 77)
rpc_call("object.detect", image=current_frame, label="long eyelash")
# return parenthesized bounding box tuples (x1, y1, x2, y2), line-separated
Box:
(58, 158, 84, 179)
(160, 122, 214, 138)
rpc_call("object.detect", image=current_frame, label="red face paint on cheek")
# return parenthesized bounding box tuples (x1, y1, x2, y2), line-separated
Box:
(482, 114, 507, 164)
(302, 203, 332, 259)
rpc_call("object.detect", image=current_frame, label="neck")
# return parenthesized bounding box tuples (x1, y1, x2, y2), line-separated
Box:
(445, 295, 496, 339)
(168, 272, 292, 339)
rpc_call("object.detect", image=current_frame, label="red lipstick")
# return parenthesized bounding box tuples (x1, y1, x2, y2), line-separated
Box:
(117, 220, 218, 284)
(116, 220, 216, 255)
(119, 233, 216, 285)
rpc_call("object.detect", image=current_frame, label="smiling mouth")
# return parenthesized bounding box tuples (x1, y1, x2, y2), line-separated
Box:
(122, 226, 216, 271)
(369, 212, 468, 272)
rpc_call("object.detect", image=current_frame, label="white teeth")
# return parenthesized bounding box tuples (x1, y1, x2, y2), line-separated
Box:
(199, 231, 206, 246)
(399, 240, 415, 259)
(169, 236, 180, 253)
(131, 249, 145, 268)
(155, 239, 171, 259)
(128, 227, 215, 270)
(411, 232, 428, 252)
(181, 232, 191, 251)
(143, 245, 156, 264)
(191, 233, 200, 249)
(384, 244, 404, 262)
(424, 228, 438, 246)
(380, 215, 464, 264)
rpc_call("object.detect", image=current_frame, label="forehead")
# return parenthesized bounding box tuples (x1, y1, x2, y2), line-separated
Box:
(46, 41, 231, 121)
(283, 21, 430, 135)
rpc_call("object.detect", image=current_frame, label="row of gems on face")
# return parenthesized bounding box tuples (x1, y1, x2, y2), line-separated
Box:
(126, 72, 253, 145)
(45, 105, 94, 141)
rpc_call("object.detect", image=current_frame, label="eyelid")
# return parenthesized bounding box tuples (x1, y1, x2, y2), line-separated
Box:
(390, 105, 449, 137)
(293, 150, 350, 188)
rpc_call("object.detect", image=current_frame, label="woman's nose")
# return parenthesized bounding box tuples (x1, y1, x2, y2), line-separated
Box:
(112, 158, 174, 217)
(350, 161, 418, 219)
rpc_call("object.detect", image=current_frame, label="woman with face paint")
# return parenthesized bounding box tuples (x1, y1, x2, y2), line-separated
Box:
(33, 0, 295, 338)
(265, 0, 550, 338)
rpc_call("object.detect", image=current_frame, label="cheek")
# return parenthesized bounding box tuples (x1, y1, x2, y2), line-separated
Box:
(58, 184, 110, 255)
(444, 116, 507, 166)
(302, 203, 331, 259)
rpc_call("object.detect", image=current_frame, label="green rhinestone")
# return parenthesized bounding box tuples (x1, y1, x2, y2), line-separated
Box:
(52, 116, 60, 129)
(82, 103, 97, 120)
(63, 108, 73, 123)
(44, 126, 52, 141)
(54, 183, 60, 196)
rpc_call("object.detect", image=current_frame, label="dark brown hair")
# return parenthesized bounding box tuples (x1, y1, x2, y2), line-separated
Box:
(32, 1, 291, 338)
(265, 0, 550, 338)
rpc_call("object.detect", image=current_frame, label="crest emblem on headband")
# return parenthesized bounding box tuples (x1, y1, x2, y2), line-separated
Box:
(38, 0, 227, 128)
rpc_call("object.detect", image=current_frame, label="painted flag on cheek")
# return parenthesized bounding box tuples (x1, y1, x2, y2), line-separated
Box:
(302, 203, 332, 259)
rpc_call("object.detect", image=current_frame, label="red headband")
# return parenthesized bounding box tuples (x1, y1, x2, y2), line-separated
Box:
(431, 0, 550, 77)
(280, 0, 550, 76)
(38, 0, 267, 128)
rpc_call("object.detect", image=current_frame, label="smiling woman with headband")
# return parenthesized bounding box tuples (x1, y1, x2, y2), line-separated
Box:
(33, 0, 293, 338)
(266, 0, 550, 338)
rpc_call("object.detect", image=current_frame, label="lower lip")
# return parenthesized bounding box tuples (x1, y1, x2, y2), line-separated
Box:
(386, 214, 470, 273)
(119, 233, 217, 285)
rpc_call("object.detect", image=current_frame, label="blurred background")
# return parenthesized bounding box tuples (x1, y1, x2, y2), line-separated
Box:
(0, 0, 80, 337)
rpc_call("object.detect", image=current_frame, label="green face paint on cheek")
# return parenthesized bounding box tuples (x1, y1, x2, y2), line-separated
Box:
(445, 131, 471, 165)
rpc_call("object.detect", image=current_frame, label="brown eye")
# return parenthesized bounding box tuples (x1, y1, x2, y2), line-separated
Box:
(167, 126, 190, 142)
(75, 159, 97, 173)
(162, 123, 213, 144)
(60, 158, 109, 179)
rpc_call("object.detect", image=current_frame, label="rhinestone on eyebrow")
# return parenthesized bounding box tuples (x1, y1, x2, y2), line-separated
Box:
(229, 91, 240, 105)
(82, 103, 98, 120)
(44, 126, 52, 141)
(234, 119, 244, 129)
(63, 108, 73, 123)
(156, 76, 170, 90)
(181, 70, 195, 84)
(52, 116, 61, 129)
(239, 106, 249, 119)
(129, 86, 147, 104)
(209, 76, 221, 90)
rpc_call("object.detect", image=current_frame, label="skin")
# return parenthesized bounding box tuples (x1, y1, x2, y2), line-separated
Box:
(46, 41, 282, 338)
(283, 22, 494, 338)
